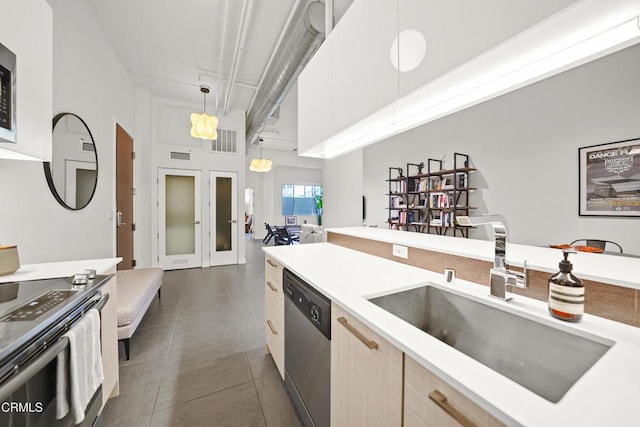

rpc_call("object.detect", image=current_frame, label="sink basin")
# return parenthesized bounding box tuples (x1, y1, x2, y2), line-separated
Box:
(368, 284, 612, 403)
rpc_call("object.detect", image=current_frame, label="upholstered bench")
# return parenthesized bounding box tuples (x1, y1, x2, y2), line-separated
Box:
(116, 268, 163, 360)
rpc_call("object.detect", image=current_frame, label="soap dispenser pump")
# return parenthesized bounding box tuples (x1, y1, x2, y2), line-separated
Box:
(548, 250, 584, 322)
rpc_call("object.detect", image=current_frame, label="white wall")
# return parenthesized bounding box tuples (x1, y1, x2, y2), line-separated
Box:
(362, 44, 640, 254)
(133, 89, 153, 267)
(0, 0, 135, 263)
(246, 148, 323, 239)
(323, 149, 364, 229)
(146, 97, 248, 266)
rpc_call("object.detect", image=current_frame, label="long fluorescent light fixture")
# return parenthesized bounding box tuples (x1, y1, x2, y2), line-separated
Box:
(300, 3, 640, 159)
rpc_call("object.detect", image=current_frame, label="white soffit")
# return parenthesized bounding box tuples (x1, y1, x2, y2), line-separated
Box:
(301, 0, 640, 159)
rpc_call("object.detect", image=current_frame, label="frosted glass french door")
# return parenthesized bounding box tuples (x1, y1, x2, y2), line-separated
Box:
(210, 171, 238, 266)
(158, 168, 202, 269)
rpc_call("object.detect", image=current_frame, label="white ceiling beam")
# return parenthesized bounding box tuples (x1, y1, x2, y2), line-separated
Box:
(223, 0, 255, 115)
(325, 0, 334, 36)
(216, 0, 230, 111)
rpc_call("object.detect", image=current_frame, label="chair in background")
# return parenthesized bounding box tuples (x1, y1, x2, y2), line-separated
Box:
(263, 223, 276, 244)
(274, 226, 300, 245)
(570, 239, 623, 253)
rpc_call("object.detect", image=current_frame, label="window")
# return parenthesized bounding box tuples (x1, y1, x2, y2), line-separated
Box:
(282, 184, 322, 216)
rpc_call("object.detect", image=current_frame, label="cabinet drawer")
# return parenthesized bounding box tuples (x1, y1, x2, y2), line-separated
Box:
(404, 356, 504, 427)
(264, 279, 283, 329)
(265, 310, 284, 379)
(331, 303, 403, 427)
(264, 278, 279, 310)
(265, 256, 283, 286)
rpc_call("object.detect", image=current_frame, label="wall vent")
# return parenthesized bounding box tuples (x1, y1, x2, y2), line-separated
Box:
(211, 128, 238, 154)
(81, 142, 95, 152)
(170, 151, 190, 161)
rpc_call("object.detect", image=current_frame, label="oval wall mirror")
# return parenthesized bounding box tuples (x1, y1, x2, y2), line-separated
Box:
(43, 113, 98, 210)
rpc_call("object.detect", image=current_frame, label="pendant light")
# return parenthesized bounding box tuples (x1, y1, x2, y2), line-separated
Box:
(190, 85, 218, 140)
(250, 138, 272, 172)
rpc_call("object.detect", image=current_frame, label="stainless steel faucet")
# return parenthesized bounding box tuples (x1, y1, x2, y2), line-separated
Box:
(457, 214, 528, 301)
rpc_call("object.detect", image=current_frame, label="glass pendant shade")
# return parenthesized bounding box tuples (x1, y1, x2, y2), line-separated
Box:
(190, 112, 218, 140)
(249, 158, 272, 172)
(190, 85, 218, 140)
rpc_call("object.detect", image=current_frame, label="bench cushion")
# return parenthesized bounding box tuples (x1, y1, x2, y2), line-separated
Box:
(116, 268, 163, 327)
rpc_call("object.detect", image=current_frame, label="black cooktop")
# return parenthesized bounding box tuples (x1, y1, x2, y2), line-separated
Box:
(0, 275, 112, 364)
(0, 289, 79, 322)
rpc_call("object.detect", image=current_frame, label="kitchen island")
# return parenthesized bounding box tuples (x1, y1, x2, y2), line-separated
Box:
(263, 236, 640, 426)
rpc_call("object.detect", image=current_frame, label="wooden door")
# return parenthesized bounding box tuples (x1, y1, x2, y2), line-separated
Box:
(116, 124, 134, 270)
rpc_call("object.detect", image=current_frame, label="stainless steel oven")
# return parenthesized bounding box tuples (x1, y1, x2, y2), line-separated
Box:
(0, 277, 111, 427)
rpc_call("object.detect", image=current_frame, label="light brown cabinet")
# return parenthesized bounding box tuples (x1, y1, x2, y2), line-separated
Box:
(264, 257, 285, 379)
(331, 303, 403, 427)
(404, 355, 504, 427)
(100, 268, 119, 409)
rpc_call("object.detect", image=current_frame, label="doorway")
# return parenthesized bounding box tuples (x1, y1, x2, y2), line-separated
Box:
(245, 187, 254, 236)
(66, 160, 97, 209)
(158, 168, 202, 269)
(210, 171, 238, 266)
(116, 124, 134, 270)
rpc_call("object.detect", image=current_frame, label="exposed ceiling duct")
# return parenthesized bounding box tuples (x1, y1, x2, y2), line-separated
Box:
(245, 0, 326, 149)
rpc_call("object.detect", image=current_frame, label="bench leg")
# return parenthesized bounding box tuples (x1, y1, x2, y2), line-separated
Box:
(121, 339, 131, 361)
(157, 288, 161, 300)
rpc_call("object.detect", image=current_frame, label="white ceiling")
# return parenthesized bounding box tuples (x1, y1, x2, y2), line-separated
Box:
(85, 0, 353, 116)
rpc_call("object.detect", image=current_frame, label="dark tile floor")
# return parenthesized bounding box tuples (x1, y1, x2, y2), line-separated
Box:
(102, 239, 302, 427)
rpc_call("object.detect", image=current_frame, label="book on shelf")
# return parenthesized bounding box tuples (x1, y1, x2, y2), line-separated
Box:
(428, 177, 454, 191)
(393, 180, 407, 193)
(390, 195, 404, 208)
(429, 211, 455, 227)
(425, 194, 454, 209)
(413, 178, 428, 192)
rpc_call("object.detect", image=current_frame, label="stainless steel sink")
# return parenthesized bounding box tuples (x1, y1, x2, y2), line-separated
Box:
(368, 285, 612, 403)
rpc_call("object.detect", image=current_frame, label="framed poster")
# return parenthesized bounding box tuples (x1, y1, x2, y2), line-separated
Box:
(0, 42, 17, 144)
(285, 216, 297, 226)
(579, 138, 640, 217)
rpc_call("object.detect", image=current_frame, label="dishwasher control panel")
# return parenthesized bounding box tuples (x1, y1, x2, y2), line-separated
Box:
(283, 269, 331, 339)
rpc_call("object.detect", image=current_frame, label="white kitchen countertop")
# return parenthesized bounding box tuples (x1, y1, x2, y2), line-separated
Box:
(263, 241, 640, 426)
(327, 227, 640, 290)
(0, 258, 122, 283)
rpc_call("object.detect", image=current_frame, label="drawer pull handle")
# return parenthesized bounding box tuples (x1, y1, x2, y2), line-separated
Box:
(337, 317, 378, 350)
(266, 320, 278, 335)
(266, 281, 277, 292)
(429, 390, 477, 427)
(266, 259, 278, 268)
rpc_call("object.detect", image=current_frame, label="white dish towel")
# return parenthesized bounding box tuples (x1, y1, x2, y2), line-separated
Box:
(57, 308, 104, 423)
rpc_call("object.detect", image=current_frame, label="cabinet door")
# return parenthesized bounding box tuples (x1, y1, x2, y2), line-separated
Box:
(100, 268, 119, 408)
(297, 36, 333, 156)
(330, 0, 399, 135)
(331, 303, 403, 427)
(264, 257, 285, 379)
(397, 0, 578, 98)
(404, 356, 504, 427)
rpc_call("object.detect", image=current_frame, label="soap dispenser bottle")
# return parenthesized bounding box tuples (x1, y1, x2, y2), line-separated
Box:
(548, 251, 584, 322)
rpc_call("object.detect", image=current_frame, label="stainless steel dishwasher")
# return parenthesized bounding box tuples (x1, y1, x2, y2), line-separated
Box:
(283, 269, 330, 427)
